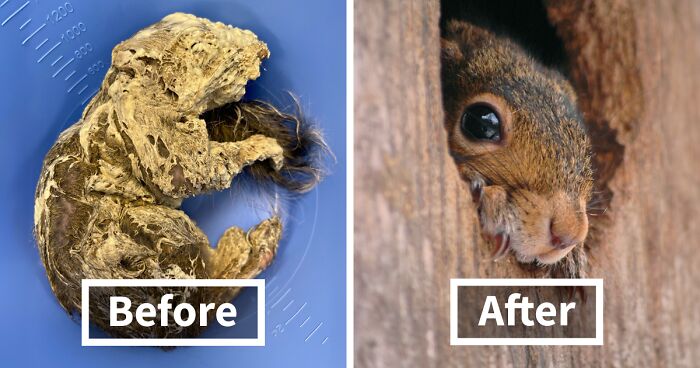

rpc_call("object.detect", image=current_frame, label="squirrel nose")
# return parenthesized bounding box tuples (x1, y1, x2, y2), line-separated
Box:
(549, 224, 578, 249)
(549, 196, 589, 250)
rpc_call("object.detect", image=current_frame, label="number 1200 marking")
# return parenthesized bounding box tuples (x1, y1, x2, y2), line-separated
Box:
(46, 2, 74, 24)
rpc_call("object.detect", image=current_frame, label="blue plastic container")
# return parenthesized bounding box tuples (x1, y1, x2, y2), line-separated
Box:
(0, 1, 346, 366)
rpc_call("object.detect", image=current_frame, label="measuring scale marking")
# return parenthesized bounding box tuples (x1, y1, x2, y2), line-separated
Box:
(5, 1, 93, 103)
(1, 0, 28, 26)
(34, 37, 47, 49)
(18, 16, 30, 29)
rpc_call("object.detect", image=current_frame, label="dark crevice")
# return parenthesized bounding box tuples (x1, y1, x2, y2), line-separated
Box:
(440, 0, 568, 71)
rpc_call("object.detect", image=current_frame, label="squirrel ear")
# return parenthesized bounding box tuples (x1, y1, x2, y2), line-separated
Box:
(445, 19, 470, 35)
(444, 20, 493, 58)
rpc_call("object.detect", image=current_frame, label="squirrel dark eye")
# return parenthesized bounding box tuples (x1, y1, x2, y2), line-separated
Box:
(460, 104, 502, 142)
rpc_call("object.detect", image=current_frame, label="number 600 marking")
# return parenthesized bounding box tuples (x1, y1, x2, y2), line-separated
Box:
(87, 60, 105, 75)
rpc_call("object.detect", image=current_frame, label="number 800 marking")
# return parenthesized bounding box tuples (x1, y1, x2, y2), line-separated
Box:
(74, 42, 93, 59)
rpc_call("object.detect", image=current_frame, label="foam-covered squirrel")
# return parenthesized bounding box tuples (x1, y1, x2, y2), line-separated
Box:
(441, 20, 593, 267)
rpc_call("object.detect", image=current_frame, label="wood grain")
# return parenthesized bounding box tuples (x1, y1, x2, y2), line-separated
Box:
(354, 0, 700, 366)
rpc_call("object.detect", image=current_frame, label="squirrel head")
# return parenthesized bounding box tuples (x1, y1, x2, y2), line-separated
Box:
(441, 20, 593, 265)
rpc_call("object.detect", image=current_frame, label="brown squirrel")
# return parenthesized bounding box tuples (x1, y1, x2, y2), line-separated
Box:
(441, 20, 593, 266)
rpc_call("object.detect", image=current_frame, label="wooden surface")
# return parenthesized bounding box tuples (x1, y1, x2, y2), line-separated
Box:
(354, 0, 700, 366)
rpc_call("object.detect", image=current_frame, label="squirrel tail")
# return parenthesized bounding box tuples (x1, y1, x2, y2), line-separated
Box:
(203, 97, 330, 194)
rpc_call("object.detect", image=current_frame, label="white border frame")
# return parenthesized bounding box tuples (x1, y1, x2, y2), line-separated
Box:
(81, 278, 265, 346)
(450, 278, 603, 346)
(346, 0, 354, 367)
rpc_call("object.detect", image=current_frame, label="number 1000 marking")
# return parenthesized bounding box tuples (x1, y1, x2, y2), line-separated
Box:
(60, 22, 87, 42)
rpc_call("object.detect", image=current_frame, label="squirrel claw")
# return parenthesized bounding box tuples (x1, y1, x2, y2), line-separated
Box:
(489, 232, 511, 261)
(470, 178, 484, 204)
